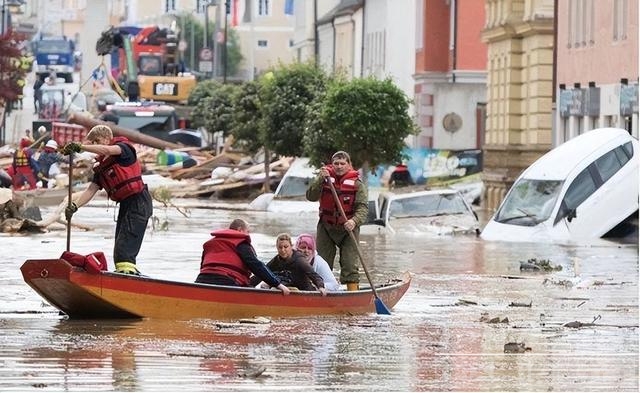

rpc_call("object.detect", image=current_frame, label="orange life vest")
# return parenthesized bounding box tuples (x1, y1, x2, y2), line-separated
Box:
(200, 229, 253, 286)
(12, 148, 37, 190)
(319, 167, 360, 225)
(93, 137, 144, 202)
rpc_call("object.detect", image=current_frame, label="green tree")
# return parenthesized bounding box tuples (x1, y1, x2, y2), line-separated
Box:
(194, 83, 239, 137)
(230, 80, 264, 153)
(304, 77, 417, 173)
(260, 62, 331, 157)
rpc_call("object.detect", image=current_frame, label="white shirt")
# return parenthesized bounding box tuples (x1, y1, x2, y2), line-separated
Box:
(311, 252, 342, 291)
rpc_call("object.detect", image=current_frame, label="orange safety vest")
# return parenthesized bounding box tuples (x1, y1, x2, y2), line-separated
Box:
(93, 137, 144, 202)
(200, 229, 253, 286)
(12, 148, 37, 190)
(319, 167, 360, 225)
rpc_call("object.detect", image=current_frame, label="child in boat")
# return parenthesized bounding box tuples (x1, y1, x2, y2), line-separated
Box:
(252, 233, 327, 295)
(295, 233, 342, 291)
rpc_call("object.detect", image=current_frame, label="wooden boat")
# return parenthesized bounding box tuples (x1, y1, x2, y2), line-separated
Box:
(20, 259, 411, 320)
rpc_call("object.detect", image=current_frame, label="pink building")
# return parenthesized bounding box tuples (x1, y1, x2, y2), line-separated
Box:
(555, 0, 639, 142)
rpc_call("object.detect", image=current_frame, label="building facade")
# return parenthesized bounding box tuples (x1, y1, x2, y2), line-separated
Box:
(555, 0, 638, 143)
(481, 0, 555, 211)
(414, 0, 488, 150)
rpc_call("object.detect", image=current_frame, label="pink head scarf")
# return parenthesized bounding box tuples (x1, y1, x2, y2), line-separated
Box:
(295, 233, 316, 252)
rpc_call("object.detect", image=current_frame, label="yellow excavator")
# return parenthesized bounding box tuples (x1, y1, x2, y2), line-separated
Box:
(96, 25, 196, 103)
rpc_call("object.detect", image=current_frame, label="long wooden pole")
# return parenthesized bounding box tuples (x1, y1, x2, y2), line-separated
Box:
(326, 179, 391, 315)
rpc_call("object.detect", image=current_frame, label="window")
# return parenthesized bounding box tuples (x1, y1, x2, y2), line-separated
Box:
(258, 0, 270, 16)
(165, 0, 176, 13)
(555, 169, 597, 224)
(257, 40, 268, 48)
(613, 0, 629, 40)
(594, 149, 623, 183)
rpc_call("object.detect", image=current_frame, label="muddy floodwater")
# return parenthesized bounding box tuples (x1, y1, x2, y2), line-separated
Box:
(1, 200, 638, 391)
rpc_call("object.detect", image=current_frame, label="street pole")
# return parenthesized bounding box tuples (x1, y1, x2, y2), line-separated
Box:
(223, 0, 228, 83)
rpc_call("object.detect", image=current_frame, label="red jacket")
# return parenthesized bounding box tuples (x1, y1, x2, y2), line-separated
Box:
(319, 166, 360, 225)
(93, 137, 144, 201)
(200, 229, 253, 286)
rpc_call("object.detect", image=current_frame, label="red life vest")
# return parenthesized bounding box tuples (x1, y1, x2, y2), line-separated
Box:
(12, 148, 37, 190)
(200, 229, 253, 286)
(319, 167, 360, 225)
(93, 137, 144, 202)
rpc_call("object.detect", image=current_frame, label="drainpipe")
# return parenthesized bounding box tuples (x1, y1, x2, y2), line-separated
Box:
(451, 0, 457, 83)
(314, 0, 319, 65)
(360, 0, 366, 77)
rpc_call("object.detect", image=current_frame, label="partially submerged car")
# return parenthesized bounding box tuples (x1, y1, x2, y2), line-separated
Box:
(249, 157, 318, 213)
(481, 128, 639, 243)
(366, 189, 480, 236)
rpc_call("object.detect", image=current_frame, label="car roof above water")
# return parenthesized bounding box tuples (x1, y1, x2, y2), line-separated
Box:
(521, 128, 635, 180)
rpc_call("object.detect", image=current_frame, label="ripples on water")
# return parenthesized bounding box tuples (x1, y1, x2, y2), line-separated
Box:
(0, 201, 637, 391)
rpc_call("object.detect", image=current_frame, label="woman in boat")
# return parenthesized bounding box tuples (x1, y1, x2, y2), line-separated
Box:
(61, 125, 153, 275)
(252, 233, 327, 295)
(197, 219, 291, 295)
(295, 233, 342, 291)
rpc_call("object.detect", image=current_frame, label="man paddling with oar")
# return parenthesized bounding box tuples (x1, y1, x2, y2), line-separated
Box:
(305, 151, 368, 292)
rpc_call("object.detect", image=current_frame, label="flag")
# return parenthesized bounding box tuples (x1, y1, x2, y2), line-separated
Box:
(284, 0, 294, 15)
(231, 0, 240, 27)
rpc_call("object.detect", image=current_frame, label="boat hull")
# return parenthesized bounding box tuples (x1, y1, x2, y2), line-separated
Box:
(21, 259, 411, 320)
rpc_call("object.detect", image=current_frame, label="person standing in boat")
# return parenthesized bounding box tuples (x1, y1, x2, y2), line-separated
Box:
(196, 218, 291, 295)
(251, 233, 327, 295)
(295, 233, 342, 291)
(62, 125, 153, 275)
(306, 151, 369, 291)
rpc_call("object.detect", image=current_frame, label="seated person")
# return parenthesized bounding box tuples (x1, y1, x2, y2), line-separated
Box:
(389, 162, 414, 189)
(196, 219, 290, 295)
(252, 233, 327, 296)
(295, 233, 342, 291)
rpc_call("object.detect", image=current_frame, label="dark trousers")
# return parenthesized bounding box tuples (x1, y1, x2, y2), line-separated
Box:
(113, 187, 153, 264)
(195, 273, 239, 286)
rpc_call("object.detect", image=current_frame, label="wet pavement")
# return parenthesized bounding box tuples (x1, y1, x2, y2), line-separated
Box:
(0, 200, 638, 391)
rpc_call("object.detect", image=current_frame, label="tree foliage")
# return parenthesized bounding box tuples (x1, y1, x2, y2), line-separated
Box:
(260, 62, 331, 157)
(0, 30, 28, 108)
(230, 80, 264, 153)
(198, 83, 239, 137)
(305, 77, 417, 171)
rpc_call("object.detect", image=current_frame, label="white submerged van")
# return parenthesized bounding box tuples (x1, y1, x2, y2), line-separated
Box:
(481, 128, 639, 243)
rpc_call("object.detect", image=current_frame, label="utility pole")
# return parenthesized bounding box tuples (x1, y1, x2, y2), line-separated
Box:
(223, 0, 229, 84)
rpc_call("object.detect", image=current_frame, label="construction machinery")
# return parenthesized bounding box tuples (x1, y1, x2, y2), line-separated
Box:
(96, 25, 196, 103)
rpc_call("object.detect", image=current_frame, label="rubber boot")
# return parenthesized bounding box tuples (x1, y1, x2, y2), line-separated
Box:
(347, 283, 359, 291)
(115, 261, 140, 275)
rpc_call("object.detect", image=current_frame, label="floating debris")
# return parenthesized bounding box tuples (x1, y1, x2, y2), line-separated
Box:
(519, 258, 562, 272)
(238, 366, 267, 378)
(509, 301, 532, 308)
(504, 342, 531, 353)
(480, 313, 510, 324)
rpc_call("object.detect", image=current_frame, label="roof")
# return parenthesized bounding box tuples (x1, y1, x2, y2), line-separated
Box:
(521, 128, 637, 180)
(317, 0, 364, 25)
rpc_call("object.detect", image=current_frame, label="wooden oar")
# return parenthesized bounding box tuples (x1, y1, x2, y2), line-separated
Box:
(326, 179, 391, 315)
(66, 154, 73, 252)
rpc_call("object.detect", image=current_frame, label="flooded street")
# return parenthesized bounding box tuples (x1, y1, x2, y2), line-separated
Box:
(1, 200, 638, 391)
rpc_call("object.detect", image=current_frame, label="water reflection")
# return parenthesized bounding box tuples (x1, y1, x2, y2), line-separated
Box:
(1, 202, 637, 391)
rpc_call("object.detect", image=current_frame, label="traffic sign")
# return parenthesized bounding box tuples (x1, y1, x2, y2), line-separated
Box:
(199, 48, 213, 61)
